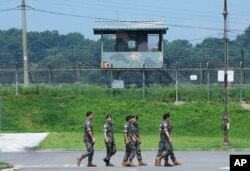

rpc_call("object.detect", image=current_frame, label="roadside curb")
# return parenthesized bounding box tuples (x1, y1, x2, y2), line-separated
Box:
(37, 148, 250, 152)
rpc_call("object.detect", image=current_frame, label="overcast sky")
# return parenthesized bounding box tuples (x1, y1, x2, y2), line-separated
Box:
(0, 0, 249, 44)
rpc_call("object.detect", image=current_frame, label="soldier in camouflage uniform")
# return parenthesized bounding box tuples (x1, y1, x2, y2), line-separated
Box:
(155, 113, 169, 166)
(163, 114, 181, 166)
(133, 116, 147, 166)
(77, 111, 97, 167)
(155, 113, 181, 167)
(103, 114, 116, 166)
(122, 115, 137, 167)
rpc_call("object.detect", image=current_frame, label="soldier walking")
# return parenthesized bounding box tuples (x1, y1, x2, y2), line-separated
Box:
(133, 116, 147, 166)
(103, 114, 116, 166)
(155, 113, 181, 167)
(164, 113, 181, 166)
(122, 115, 136, 167)
(77, 111, 97, 167)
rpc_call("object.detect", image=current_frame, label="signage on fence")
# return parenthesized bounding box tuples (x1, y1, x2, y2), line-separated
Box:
(112, 80, 124, 89)
(190, 75, 198, 81)
(218, 70, 234, 82)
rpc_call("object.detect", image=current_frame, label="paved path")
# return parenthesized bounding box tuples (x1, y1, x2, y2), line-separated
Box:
(1, 151, 249, 171)
(0, 133, 49, 152)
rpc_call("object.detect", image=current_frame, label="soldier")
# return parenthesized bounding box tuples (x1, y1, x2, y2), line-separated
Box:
(133, 116, 147, 166)
(164, 113, 181, 166)
(155, 113, 181, 167)
(103, 114, 116, 166)
(121, 115, 136, 167)
(76, 111, 97, 167)
(155, 113, 168, 166)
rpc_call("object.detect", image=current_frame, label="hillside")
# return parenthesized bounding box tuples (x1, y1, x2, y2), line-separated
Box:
(1, 85, 250, 139)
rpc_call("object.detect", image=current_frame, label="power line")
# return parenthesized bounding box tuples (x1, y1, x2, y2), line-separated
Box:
(31, 0, 250, 26)
(1, 4, 248, 34)
(1, 3, 249, 41)
(67, 0, 221, 16)
(26, 5, 247, 33)
(188, 33, 222, 42)
(0, 6, 20, 12)
(33, 0, 221, 20)
(168, 24, 245, 32)
(66, 0, 250, 19)
(28, 6, 116, 21)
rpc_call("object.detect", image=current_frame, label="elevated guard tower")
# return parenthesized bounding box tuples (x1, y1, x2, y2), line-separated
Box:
(94, 20, 168, 69)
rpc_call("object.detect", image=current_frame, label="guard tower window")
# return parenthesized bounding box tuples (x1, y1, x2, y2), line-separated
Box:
(103, 34, 116, 52)
(148, 34, 160, 52)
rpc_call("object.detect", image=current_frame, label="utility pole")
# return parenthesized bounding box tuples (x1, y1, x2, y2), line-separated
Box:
(222, 0, 230, 146)
(21, 0, 29, 86)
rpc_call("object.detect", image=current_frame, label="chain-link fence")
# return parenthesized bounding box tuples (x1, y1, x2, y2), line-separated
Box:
(0, 63, 250, 101)
(1, 43, 250, 101)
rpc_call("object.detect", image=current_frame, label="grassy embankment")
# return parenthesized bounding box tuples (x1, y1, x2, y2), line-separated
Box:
(0, 85, 250, 150)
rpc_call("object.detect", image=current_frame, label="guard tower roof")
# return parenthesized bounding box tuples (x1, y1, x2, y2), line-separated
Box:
(94, 20, 167, 34)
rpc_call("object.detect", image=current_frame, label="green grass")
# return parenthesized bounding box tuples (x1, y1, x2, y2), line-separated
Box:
(0, 162, 9, 166)
(0, 162, 11, 169)
(39, 132, 250, 150)
(1, 85, 250, 150)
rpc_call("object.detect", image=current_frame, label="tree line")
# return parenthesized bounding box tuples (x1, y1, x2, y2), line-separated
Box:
(0, 26, 250, 70)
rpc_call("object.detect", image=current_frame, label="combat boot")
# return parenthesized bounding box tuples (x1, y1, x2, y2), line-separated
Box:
(172, 159, 182, 166)
(76, 156, 84, 167)
(155, 158, 162, 166)
(155, 156, 163, 166)
(128, 160, 135, 167)
(164, 161, 173, 167)
(104, 158, 114, 167)
(106, 162, 114, 166)
(122, 160, 128, 166)
(122, 160, 131, 167)
(138, 160, 147, 166)
(103, 158, 109, 164)
(87, 163, 97, 167)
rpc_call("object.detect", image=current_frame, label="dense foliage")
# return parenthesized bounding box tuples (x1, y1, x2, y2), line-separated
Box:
(1, 26, 250, 70)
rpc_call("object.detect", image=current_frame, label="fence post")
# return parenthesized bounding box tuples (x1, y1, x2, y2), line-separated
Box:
(240, 61, 243, 102)
(207, 61, 210, 101)
(78, 62, 82, 96)
(175, 62, 179, 103)
(142, 64, 145, 100)
(111, 64, 113, 99)
(200, 62, 203, 84)
(15, 62, 19, 96)
(48, 63, 51, 95)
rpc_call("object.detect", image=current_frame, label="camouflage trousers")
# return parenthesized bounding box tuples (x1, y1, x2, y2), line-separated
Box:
(104, 140, 116, 161)
(156, 140, 176, 161)
(81, 137, 94, 164)
(135, 141, 142, 161)
(123, 141, 136, 161)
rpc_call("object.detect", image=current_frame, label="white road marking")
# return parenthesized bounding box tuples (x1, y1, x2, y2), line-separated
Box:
(219, 166, 229, 170)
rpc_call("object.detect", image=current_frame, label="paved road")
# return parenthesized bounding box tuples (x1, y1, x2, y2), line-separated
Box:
(1, 151, 249, 171)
